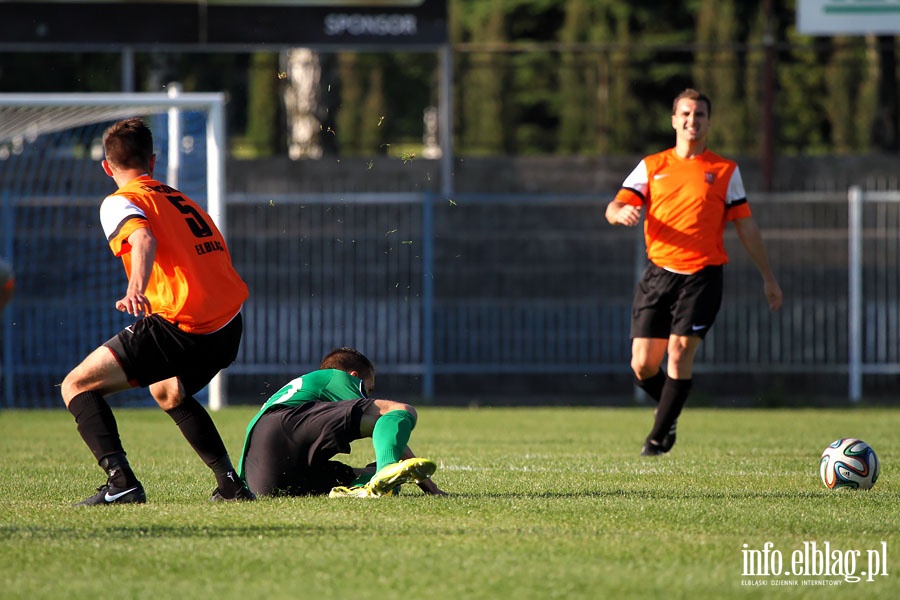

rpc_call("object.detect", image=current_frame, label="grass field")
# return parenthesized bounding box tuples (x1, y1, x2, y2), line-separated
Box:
(1, 405, 897, 599)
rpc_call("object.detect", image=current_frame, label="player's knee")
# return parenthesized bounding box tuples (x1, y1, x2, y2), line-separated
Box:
(386, 404, 418, 426)
(666, 343, 697, 369)
(399, 404, 418, 424)
(152, 389, 181, 411)
(374, 399, 415, 416)
(149, 378, 185, 411)
(59, 375, 76, 405)
(60, 372, 85, 405)
(630, 361, 656, 381)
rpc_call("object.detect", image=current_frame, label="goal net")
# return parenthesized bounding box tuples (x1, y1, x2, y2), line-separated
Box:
(0, 91, 228, 409)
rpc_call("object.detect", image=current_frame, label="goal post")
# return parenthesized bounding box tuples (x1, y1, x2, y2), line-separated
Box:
(0, 91, 230, 410)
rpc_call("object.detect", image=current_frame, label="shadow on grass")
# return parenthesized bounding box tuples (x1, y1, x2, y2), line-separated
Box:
(451, 489, 832, 500)
(0, 522, 359, 539)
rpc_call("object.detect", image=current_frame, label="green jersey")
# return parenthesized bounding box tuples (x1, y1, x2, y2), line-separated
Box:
(237, 369, 368, 477)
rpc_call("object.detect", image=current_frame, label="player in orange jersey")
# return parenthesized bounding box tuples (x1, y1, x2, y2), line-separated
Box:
(61, 117, 254, 504)
(606, 89, 783, 456)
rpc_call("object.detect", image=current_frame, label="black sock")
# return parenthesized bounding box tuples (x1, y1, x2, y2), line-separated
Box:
(99, 453, 140, 488)
(208, 456, 242, 496)
(635, 370, 666, 403)
(647, 376, 692, 443)
(165, 396, 239, 494)
(68, 391, 125, 463)
(67, 392, 138, 487)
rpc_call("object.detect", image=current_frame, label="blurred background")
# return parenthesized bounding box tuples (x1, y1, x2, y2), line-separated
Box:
(1, 0, 899, 408)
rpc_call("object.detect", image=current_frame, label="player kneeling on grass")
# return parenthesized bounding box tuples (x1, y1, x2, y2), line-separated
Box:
(238, 347, 445, 498)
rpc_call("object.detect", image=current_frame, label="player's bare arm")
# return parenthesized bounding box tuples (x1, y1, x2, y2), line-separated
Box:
(733, 217, 783, 312)
(116, 227, 156, 317)
(401, 445, 447, 495)
(606, 200, 642, 227)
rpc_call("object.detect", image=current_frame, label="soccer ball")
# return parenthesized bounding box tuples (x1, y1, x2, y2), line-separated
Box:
(819, 438, 879, 490)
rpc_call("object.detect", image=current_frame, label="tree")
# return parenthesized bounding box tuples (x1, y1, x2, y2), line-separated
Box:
(824, 37, 875, 153)
(870, 35, 899, 152)
(245, 52, 280, 157)
(457, 0, 510, 155)
(558, 0, 595, 155)
(360, 60, 388, 154)
(742, 4, 768, 158)
(693, 0, 744, 156)
(283, 49, 324, 160)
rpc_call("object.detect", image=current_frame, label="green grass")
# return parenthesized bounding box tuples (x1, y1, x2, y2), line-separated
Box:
(1, 406, 898, 599)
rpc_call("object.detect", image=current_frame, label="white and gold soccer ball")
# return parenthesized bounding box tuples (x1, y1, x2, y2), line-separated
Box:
(820, 438, 879, 490)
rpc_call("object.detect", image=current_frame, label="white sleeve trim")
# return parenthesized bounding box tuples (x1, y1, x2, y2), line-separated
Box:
(99, 194, 146, 240)
(620, 159, 649, 199)
(726, 166, 747, 204)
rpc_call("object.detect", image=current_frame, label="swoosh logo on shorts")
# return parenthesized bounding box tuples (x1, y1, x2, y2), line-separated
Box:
(691, 324, 708, 332)
(104, 487, 138, 502)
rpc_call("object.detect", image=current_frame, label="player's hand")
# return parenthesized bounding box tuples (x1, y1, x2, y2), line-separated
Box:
(764, 279, 783, 312)
(116, 292, 152, 317)
(418, 478, 448, 496)
(614, 204, 642, 227)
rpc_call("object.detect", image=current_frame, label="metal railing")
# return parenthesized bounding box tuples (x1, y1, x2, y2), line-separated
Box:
(3, 187, 899, 406)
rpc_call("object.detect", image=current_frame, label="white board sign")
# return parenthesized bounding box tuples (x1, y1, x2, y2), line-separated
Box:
(798, 0, 900, 34)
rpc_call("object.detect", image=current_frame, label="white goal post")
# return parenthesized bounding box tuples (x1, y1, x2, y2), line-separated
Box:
(0, 91, 231, 410)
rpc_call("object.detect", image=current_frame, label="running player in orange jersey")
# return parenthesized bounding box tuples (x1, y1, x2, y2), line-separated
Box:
(61, 117, 254, 504)
(606, 89, 783, 456)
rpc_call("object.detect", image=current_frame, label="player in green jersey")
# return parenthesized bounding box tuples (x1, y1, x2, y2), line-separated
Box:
(238, 347, 444, 497)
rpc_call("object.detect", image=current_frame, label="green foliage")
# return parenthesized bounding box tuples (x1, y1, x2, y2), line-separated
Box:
(2, 407, 899, 599)
(694, 0, 744, 155)
(456, 0, 510, 155)
(360, 62, 387, 154)
(824, 37, 876, 153)
(742, 5, 768, 157)
(336, 53, 364, 154)
(333, 52, 436, 156)
(446, 0, 896, 157)
(245, 52, 280, 158)
(778, 32, 831, 155)
(0, 0, 895, 157)
(557, 0, 594, 155)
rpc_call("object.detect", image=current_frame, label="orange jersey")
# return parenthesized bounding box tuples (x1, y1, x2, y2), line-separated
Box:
(614, 148, 752, 273)
(100, 175, 249, 333)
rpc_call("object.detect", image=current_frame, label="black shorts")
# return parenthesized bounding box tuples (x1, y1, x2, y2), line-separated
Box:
(242, 397, 374, 497)
(630, 264, 723, 339)
(104, 313, 242, 396)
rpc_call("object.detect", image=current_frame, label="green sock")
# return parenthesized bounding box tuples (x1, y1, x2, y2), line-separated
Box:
(351, 473, 373, 487)
(372, 410, 416, 471)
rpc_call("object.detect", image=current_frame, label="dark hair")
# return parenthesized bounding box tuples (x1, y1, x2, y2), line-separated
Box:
(320, 347, 375, 380)
(103, 117, 154, 171)
(672, 88, 712, 117)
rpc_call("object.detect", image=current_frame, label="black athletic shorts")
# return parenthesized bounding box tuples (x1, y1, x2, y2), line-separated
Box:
(630, 264, 724, 340)
(104, 313, 242, 396)
(242, 397, 374, 497)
